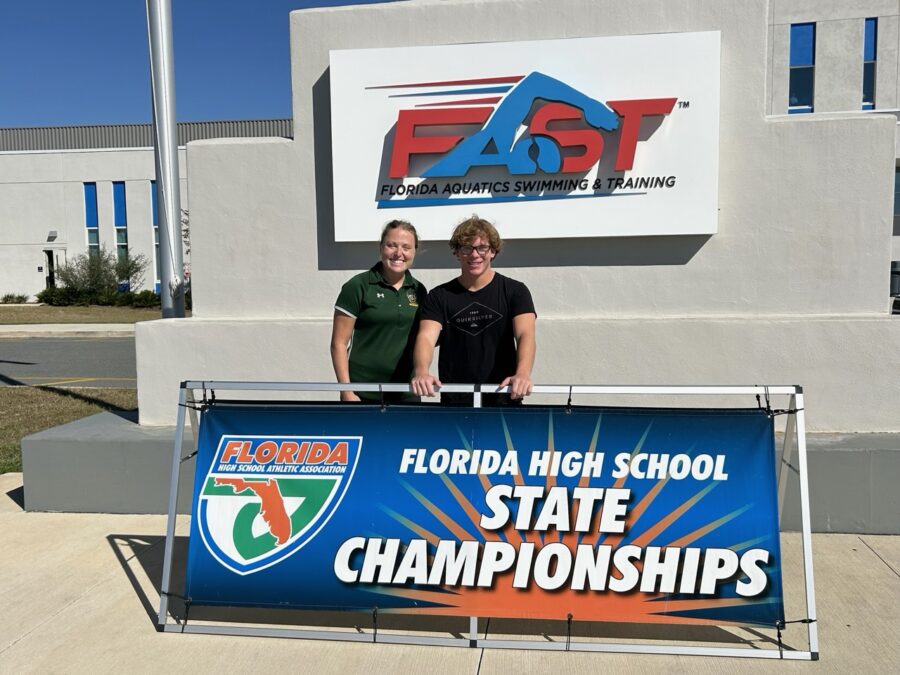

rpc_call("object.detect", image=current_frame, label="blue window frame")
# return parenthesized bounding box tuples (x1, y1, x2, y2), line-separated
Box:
(151, 180, 158, 226)
(83, 182, 99, 255)
(113, 181, 127, 227)
(789, 23, 815, 114)
(863, 18, 877, 110)
(83, 182, 98, 227)
(113, 181, 128, 263)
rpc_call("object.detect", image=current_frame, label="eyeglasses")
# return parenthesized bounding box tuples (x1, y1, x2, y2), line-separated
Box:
(457, 244, 492, 256)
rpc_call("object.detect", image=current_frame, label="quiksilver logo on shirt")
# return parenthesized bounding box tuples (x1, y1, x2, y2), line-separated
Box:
(451, 302, 502, 336)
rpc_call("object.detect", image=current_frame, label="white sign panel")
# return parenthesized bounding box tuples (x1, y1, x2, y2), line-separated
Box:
(329, 32, 720, 242)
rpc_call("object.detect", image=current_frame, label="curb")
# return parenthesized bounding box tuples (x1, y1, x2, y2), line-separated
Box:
(0, 325, 136, 338)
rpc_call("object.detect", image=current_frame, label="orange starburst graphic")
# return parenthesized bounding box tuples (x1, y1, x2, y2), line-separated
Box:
(369, 411, 778, 626)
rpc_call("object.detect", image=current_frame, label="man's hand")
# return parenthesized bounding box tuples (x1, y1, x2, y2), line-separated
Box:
(411, 371, 442, 397)
(502, 312, 536, 400)
(411, 320, 443, 397)
(340, 390, 361, 402)
(499, 374, 533, 400)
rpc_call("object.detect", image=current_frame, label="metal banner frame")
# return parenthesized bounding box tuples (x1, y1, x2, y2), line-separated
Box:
(158, 382, 818, 661)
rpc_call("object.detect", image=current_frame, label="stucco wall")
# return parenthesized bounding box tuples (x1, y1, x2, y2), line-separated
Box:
(137, 0, 900, 431)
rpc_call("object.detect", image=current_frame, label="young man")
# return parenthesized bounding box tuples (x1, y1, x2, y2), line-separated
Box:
(411, 216, 536, 405)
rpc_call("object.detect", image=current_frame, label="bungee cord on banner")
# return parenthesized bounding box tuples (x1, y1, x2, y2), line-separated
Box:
(756, 385, 803, 418)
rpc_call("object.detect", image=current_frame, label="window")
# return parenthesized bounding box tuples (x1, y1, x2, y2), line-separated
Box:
(116, 228, 128, 262)
(154, 227, 161, 285)
(151, 181, 161, 283)
(789, 23, 815, 114)
(113, 181, 128, 263)
(894, 168, 900, 217)
(863, 18, 877, 110)
(83, 182, 100, 256)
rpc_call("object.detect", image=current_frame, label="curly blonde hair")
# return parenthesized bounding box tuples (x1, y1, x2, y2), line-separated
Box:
(448, 215, 503, 255)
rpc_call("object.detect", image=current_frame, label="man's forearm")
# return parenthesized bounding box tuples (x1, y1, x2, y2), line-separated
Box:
(515, 331, 536, 377)
(412, 334, 435, 376)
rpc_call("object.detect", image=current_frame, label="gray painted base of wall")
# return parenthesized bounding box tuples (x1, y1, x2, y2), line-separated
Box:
(20, 412, 900, 534)
(780, 433, 900, 534)
(21, 412, 196, 515)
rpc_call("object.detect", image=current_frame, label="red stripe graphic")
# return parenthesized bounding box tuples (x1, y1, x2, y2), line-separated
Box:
(416, 96, 502, 107)
(367, 75, 524, 90)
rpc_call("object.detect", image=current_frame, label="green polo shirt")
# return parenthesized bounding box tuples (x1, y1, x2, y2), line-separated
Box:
(335, 263, 426, 400)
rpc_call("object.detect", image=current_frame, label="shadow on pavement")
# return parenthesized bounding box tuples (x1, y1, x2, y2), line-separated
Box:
(35, 386, 138, 420)
(5, 484, 24, 509)
(0, 374, 137, 421)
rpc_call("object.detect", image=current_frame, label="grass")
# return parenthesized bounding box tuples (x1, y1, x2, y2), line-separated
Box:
(0, 305, 167, 324)
(0, 386, 137, 474)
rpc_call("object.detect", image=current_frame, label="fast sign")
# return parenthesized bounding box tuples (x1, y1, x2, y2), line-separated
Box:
(329, 32, 720, 241)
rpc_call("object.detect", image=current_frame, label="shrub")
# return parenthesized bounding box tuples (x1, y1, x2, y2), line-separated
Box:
(1, 293, 28, 304)
(132, 290, 161, 308)
(36, 287, 77, 306)
(56, 247, 149, 296)
(116, 252, 149, 292)
(46, 247, 150, 306)
(95, 289, 120, 306)
(56, 248, 119, 297)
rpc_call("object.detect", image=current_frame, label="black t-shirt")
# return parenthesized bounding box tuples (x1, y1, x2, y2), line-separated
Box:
(421, 273, 535, 405)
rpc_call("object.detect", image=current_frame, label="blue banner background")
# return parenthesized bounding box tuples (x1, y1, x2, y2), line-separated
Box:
(185, 404, 784, 627)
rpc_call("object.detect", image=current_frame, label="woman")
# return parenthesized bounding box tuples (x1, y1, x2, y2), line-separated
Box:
(331, 220, 426, 401)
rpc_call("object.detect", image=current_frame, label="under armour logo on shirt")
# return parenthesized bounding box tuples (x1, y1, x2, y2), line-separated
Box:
(377, 292, 385, 298)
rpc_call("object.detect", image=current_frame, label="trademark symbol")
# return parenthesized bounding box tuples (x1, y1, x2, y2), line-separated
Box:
(678, 100, 690, 109)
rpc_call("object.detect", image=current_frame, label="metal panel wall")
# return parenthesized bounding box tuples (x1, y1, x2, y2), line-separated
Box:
(0, 120, 293, 152)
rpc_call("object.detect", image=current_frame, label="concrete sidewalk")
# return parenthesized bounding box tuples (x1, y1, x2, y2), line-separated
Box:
(0, 323, 135, 338)
(1, 473, 898, 673)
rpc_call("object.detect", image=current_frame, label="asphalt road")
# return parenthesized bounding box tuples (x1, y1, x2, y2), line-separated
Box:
(0, 336, 136, 388)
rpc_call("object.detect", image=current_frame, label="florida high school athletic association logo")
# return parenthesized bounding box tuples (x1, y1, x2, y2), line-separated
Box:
(197, 435, 361, 575)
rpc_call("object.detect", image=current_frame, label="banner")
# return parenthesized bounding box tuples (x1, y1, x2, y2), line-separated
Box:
(185, 405, 784, 627)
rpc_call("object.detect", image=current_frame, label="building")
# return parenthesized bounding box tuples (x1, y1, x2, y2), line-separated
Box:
(769, 1, 900, 297)
(0, 120, 292, 299)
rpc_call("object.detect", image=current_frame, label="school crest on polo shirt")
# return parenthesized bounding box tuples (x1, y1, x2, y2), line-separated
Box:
(407, 291, 418, 307)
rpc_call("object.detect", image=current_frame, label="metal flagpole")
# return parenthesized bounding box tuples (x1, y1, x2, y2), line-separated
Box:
(146, 0, 185, 318)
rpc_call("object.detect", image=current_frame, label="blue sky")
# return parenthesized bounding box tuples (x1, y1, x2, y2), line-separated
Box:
(0, 1, 396, 128)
